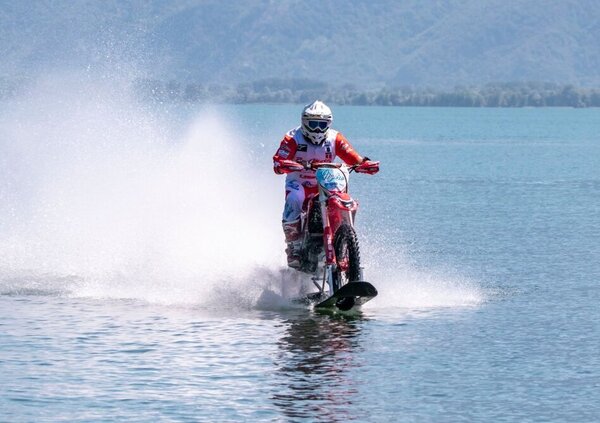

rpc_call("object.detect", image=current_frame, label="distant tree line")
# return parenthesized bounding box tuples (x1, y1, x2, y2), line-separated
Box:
(133, 79, 600, 107)
(2, 76, 599, 107)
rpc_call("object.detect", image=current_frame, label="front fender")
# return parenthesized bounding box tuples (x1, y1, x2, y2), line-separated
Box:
(327, 193, 358, 212)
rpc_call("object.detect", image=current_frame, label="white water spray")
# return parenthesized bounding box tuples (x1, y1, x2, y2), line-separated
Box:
(0, 73, 484, 311)
(0, 74, 295, 305)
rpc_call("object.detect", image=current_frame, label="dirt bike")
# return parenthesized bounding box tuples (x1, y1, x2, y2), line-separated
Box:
(279, 159, 379, 311)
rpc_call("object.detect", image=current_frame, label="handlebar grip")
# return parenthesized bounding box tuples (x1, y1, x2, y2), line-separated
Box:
(355, 160, 380, 174)
(277, 159, 304, 172)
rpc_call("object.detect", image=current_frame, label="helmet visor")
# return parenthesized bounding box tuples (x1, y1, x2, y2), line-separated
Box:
(307, 120, 329, 132)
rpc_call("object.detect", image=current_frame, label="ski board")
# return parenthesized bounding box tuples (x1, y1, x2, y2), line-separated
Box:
(315, 281, 378, 311)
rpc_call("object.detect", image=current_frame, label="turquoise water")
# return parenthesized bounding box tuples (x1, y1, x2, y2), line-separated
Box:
(1, 98, 600, 421)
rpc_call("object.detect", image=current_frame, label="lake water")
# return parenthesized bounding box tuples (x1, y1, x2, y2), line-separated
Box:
(1, 91, 599, 422)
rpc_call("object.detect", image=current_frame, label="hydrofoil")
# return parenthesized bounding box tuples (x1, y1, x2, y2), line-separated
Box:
(305, 281, 378, 312)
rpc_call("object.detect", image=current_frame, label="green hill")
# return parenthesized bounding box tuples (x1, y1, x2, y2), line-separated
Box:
(1, 0, 599, 88)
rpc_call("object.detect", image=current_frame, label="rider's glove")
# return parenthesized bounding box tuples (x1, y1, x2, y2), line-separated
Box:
(355, 158, 380, 174)
(275, 159, 304, 173)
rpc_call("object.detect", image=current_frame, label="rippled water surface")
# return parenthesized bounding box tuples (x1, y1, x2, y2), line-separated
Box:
(1, 100, 599, 421)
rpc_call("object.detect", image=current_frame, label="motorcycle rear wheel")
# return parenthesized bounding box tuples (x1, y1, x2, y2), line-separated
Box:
(332, 224, 361, 293)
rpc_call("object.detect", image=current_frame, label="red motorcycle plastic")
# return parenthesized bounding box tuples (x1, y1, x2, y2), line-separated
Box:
(279, 159, 379, 310)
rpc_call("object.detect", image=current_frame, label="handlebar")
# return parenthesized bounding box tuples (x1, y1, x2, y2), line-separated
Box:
(278, 159, 379, 173)
(301, 160, 346, 171)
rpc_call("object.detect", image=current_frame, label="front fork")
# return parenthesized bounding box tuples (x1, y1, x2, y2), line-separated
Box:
(318, 197, 354, 295)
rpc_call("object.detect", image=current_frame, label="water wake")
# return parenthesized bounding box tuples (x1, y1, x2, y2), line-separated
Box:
(0, 74, 291, 306)
(359, 236, 484, 310)
(0, 74, 484, 311)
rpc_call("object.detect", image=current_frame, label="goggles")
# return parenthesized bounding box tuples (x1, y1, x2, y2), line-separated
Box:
(306, 120, 329, 132)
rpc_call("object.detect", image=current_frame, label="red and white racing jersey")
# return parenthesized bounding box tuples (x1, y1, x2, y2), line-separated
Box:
(273, 127, 363, 188)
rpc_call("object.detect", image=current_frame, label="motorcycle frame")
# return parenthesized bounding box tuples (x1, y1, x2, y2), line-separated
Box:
(306, 165, 359, 295)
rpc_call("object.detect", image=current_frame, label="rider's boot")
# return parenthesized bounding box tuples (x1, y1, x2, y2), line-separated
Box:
(282, 220, 302, 269)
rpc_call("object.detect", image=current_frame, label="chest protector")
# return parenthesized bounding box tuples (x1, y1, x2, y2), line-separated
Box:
(286, 127, 338, 188)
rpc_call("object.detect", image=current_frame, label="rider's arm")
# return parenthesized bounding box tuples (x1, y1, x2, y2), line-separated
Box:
(335, 132, 364, 165)
(336, 132, 380, 174)
(273, 135, 298, 174)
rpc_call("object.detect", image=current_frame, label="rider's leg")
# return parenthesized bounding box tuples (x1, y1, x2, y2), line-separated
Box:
(282, 181, 305, 268)
(282, 220, 301, 268)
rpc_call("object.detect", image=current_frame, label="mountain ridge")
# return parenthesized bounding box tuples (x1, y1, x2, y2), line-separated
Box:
(1, 0, 599, 88)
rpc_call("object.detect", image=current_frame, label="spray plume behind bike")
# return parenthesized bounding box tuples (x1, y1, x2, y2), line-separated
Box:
(0, 73, 484, 311)
(0, 73, 292, 306)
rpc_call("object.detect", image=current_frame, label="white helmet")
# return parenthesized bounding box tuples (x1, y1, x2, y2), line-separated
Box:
(301, 100, 332, 145)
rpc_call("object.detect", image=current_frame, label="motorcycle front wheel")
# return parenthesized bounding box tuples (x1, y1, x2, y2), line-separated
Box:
(332, 224, 361, 293)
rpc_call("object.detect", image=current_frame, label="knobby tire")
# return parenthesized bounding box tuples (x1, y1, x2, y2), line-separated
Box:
(332, 224, 361, 293)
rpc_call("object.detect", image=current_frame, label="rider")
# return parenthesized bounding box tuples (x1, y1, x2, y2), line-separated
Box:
(273, 100, 379, 268)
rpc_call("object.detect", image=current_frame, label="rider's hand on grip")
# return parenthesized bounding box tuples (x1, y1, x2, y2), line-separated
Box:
(355, 160, 380, 174)
(277, 159, 304, 173)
